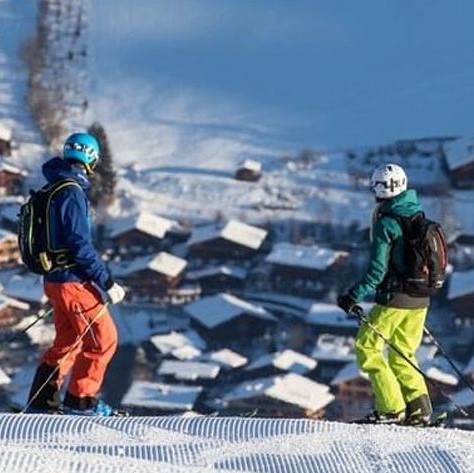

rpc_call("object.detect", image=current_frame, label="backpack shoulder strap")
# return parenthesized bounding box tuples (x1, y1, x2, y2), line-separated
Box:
(45, 179, 82, 194)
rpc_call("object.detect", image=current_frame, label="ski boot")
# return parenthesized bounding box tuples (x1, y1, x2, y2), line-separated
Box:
(63, 393, 128, 417)
(352, 410, 406, 425)
(404, 394, 432, 427)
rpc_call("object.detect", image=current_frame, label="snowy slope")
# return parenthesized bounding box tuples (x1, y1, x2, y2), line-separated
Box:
(0, 414, 473, 473)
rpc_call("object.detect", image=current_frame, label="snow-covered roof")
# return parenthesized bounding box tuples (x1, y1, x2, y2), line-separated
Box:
(245, 349, 317, 375)
(121, 381, 203, 410)
(0, 366, 10, 385)
(0, 293, 29, 312)
(265, 242, 348, 271)
(424, 365, 458, 386)
(109, 212, 179, 239)
(0, 122, 12, 142)
(310, 334, 356, 363)
(3, 274, 47, 305)
(0, 160, 28, 176)
(187, 220, 268, 250)
(447, 269, 474, 300)
(239, 159, 262, 173)
(186, 265, 247, 281)
(185, 293, 276, 329)
(112, 252, 187, 278)
(444, 137, 474, 170)
(12, 313, 55, 346)
(170, 345, 202, 361)
(202, 349, 248, 369)
(222, 373, 334, 411)
(150, 330, 207, 356)
(158, 360, 221, 381)
(331, 362, 369, 385)
(306, 302, 372, 329)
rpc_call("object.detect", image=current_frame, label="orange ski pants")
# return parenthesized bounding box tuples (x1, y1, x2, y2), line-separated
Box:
(41, 281, 118, 398)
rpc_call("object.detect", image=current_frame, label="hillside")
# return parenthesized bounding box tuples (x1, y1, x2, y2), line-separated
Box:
(0, 414, 472, 472)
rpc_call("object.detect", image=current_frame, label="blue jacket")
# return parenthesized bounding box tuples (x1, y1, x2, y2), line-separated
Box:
(42, 157, 112, 290)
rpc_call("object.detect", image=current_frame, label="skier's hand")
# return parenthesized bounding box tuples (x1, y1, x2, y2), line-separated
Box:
(337, 293, 357, 314)
(106, 282, 126, 305)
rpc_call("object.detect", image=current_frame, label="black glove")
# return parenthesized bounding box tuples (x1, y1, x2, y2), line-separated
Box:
(337, 294, 357, 314)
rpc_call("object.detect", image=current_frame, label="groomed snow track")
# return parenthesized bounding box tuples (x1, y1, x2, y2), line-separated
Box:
(0, 414, 472, 473)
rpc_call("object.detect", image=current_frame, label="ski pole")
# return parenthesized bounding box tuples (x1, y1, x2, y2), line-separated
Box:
(0, 306, 54, 352)
(351, 306, 469, 417)
(22, 302, 110, 414)
(423, 326, 474, 394)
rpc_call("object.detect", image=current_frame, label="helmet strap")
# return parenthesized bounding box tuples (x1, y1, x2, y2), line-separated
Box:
(84, 163, 95, 176)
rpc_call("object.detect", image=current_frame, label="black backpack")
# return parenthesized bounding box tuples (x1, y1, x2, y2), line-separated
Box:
(18, 179, 80, 274)
(380, 211, 448, 297)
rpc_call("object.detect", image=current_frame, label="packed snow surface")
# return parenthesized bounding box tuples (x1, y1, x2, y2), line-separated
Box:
(0, 414, 472, 473)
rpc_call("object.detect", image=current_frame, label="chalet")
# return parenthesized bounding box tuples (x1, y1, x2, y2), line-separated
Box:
(0, 123, 12, 157)
(157, 360, 221, 385)
(185, 265, 247, 295)
(121, 380, 203, 416)
(310, 334, 356, 383)
(112, 252, 187, 301)
(0, 294, 30, 329)
(187, 220, 268, 260)
(241, 349, 317, 380)
(331, 362, 372, 422)
(264, 243, 349, 297)
(0, 229, 21, 268)
(211, 373, 334, 419)
(3, 274, 47, 311)
(305, 302, 370, 337)
(444, 138, 474, 189)
(185, 293, 277, 342)
(447, 269, 474, 326)
(108, 212, 189, 255)
(234, 159, 262, 182)
(150, 330, 207, 360)
(0, 160, 27, 195)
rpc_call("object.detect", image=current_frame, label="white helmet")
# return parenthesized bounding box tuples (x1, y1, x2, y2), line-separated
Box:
(370, 163, 407, 199)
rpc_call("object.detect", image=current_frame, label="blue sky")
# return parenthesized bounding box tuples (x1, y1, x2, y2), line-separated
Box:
(91, 1, 474, 150)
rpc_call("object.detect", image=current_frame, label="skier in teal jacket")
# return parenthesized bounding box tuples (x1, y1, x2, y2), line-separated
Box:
(338, 163, 433, 425)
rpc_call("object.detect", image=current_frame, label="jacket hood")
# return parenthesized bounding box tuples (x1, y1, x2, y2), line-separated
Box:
(379, 189, 422, 217)
(42, 157, 90, 190)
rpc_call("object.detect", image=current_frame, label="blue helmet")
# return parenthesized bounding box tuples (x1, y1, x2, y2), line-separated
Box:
(63, 132, 100, 174)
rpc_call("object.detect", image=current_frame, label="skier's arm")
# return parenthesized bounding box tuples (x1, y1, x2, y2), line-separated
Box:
(60, 188, 112, 290)
(349, 218, 395, 302)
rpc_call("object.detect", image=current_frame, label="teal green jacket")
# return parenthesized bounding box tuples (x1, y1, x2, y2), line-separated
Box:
(350, 189, 428, 307)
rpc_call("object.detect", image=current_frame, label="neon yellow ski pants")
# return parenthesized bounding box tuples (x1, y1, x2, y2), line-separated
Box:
(355, 304, 429, 414)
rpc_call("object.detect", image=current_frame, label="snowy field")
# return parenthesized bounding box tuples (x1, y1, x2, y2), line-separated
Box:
(0, 414, 473, 473)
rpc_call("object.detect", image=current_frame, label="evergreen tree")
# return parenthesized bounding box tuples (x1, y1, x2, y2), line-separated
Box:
(87, 122, 117, 208)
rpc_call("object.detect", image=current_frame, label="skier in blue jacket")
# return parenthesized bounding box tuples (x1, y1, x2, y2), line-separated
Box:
(27, 132, 126, 416)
